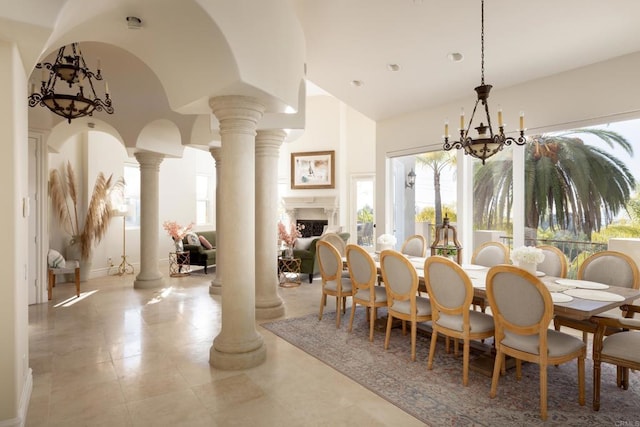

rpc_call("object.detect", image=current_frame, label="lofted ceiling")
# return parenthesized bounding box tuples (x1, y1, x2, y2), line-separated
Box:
(294, 0, 640, 121)
(12, 0, 640, 129)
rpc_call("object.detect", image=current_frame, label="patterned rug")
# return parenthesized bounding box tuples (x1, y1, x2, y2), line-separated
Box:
(262, 308, 640, 426)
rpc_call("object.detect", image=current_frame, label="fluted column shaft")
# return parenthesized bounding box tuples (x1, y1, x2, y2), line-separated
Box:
(209, 95, 266, 370)
(209, 147, 223, 295)
(134, 152, 166, 289)
(255, 130, 287, 319)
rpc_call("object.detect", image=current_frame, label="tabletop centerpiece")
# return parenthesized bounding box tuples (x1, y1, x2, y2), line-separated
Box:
(511, 245, 545, 275)
(377, 233, 397, 252)
(163, 220, 193, 252)
(278, 221, 302, 258)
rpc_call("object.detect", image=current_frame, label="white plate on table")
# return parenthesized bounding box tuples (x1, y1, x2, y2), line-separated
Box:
(462, 264, 485, 271)
(551, 293, 573, 303)
(563, 288, 624, 302)
(555, 278, 609, 290)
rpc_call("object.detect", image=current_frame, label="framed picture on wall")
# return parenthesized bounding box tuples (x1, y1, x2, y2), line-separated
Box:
(291, 150, 335, 189)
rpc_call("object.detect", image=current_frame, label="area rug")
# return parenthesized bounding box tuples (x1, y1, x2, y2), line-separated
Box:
(262, 308, 640, 426)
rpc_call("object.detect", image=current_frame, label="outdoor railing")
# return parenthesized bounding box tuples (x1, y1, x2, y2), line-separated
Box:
(500, 236, 608, 278)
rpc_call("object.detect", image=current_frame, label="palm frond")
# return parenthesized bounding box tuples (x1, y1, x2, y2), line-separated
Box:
(65, 161, 80, 234)
(49, 169, 74, 235)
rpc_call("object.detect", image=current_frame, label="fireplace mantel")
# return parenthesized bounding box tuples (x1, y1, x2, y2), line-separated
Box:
(282, 196, 339, 225)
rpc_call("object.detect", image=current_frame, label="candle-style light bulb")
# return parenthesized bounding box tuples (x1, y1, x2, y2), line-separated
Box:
(459, 108, 465, 130)
(519, 111, 525, 131)
(497, 105, 503, 127)
(444, 120, 449, 138)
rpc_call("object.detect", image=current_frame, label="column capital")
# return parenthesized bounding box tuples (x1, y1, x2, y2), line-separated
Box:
(209, 146, 222, 164)
(134, 151, 164, 169)
(255, 129, 286, 157)
(209, 96, 265, 136)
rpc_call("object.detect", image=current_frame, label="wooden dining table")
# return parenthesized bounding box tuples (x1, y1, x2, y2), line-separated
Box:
(363, 253, 640, 376)
(403, 256, 640, 321)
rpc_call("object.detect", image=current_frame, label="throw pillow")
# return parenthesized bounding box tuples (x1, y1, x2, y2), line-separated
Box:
(199, 235, 213, 249)
(47, 249, 66, 269)
(294, 237, 314, 251)
(186, 232, 200, 246)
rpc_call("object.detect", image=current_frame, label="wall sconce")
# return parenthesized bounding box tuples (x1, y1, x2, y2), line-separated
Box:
(405, 168, 416, 189)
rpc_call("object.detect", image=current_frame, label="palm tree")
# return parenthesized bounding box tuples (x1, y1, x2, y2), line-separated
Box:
(474, 129, 636, 239)
(415, 151, 456, 226)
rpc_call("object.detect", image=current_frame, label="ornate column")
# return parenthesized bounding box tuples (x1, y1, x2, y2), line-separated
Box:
(255, 129, 286, 319)
(209, 95, 266, 369)
(209, 147, 222, 295)
(134, 151, 166, 289)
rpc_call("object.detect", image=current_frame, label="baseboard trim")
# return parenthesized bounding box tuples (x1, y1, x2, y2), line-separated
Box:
(0, 368, 33, 427)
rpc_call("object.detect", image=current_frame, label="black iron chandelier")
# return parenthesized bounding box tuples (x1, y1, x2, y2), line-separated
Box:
(28, 43, 114, 123)
(443, 0, 526, 164)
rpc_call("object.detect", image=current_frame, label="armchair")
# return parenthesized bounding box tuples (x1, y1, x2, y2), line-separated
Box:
(182, 230, 217, 273)
(292, 232, 350, 283)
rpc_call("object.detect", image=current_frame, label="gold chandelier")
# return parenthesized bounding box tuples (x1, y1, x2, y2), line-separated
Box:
(443, 0, 526, 164)
(28, 43, 114, 123)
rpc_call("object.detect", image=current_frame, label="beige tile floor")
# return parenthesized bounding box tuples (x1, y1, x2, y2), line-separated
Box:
(26, 269, 425, 427)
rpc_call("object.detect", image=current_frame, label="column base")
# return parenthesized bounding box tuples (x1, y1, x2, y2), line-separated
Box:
(134, 276, 166, 289)
(209, 342, 267, 370)
(209, 279, 222, 295)
(256, 302, 285, 320)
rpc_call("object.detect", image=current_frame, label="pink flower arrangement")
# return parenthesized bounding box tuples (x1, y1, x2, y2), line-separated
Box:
(163, 220, 194, 241)
(278, 221, 303, 247)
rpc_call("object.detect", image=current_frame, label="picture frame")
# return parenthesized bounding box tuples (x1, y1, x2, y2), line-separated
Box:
(291, 150, 335, 189)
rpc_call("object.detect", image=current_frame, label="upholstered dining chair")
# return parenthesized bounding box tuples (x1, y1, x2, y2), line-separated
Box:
(317, 240, 354, 328)
(424, 256, 495, 386)
(486, 265, 585, 421)
(401, 234, 427, 257)
(379, 249, 432, 362)
(346, 244, 387, 341)
(469, 241, 510, 312)
(320, 232, 347, 257)
(536, 245, 568, 278)
(553, 250, 640, 343)
(591, 304, 640, 410)
(470, 241, 510, 267)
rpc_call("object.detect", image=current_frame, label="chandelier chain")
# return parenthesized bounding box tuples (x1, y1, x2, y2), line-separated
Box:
(480, 0, 485, 85)
(442, 0, 527, 164)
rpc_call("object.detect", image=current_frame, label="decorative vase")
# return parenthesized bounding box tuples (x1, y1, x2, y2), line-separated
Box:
(285, 245, 294, 259)
(175, 239, 184, 253)
(65, 236, 91, 282)
(517, 261, 537, 275)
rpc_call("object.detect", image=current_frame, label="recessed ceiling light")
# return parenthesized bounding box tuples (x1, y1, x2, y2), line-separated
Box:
(448, 52, 464, 62)
(350, 80, 364, 87)
(126, 16, 143, 30)
(387, 63, 400, 72)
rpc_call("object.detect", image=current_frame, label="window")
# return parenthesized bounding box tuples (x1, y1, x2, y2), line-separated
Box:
(196, 174, 213, 225)
(123, 164, 140, 227)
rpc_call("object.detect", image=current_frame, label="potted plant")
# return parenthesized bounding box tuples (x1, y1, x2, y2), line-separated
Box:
(50, 161, 125, 279)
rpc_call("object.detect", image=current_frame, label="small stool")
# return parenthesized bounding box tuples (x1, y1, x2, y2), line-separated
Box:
(48, 260, 80, 301)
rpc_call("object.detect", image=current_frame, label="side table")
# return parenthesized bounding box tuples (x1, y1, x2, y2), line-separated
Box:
(278, 257, 301, 287)
(169, 251, 191, 277)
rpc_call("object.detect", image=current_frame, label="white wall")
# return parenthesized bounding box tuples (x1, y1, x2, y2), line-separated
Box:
(49, 134, 217, 279)
(375, 51, 640, 240)
(159, 147, 216, 256)
(279, 95, 376, 237)
(0, 40, 30, 425)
